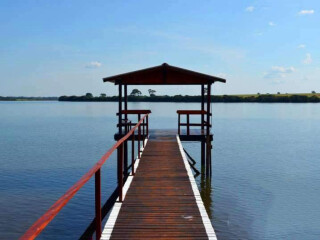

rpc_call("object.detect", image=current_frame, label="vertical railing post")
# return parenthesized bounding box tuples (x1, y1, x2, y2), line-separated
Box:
(201, 85, 205, 169)
(206, 83, 211, 176)
(146, 115, 149, 137)
(201, 84, 205, 131)
(187, 114, 190, 135)
(138, 125, 141, 159)
(95, 169, 101, 240)
(124, 85, 128, 177)
(118, 143, 123, 202)
(118, 84, 122, 136)
(118, 84, 123, 196)
(142, 118, 145, 148)
(132, 131, 135, 175)
(178, 113, 180, 135)
(138, 114, 141, 158)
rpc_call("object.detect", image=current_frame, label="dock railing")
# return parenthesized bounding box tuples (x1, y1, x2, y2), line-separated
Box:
(117, 110, 150, 149)
(20, 113, 150, 240)
(177, 110, 211, 135)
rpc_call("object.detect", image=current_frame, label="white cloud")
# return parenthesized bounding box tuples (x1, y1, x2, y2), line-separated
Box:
(298, 10, 315, 15)
(246, 6, 255, 12)
(85, 61, 102, 69)
(303, 53, 312, 64)
(272, 66, 295, 73)
(269, 21, 276, 26)
(298, 44, 306, 48)
(264, 66, 296, 79)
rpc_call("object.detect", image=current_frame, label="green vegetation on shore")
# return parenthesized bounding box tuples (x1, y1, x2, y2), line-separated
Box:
(2, 92, 319, 103)
(0, 96, 58, 101)
(58, 92, 320, 103)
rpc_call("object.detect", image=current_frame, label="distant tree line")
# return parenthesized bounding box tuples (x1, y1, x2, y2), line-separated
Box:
(211, 94, 320, 103)
(59, 93, 320, 103)
(0, 96, 58, 101)
(3, 90, 318, 103)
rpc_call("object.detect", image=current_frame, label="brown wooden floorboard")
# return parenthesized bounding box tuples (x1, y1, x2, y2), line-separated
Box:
(110, 138, 208, 240)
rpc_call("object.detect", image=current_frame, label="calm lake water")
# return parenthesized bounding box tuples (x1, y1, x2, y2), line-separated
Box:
(1, 101, 320, 239)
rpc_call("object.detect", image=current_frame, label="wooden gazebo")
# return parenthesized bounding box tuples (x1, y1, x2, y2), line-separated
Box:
(103, 63, 226, 176)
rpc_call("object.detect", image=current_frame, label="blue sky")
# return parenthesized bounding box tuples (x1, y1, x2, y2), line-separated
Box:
(0, 0, 319, 96)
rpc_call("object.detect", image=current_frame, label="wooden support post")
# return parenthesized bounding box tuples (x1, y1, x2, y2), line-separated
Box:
(209, 83, 214, 176)
(201, 84, 205, 169)
(146, 115, 149, 137)
(210, 142, 212, 176)
(118, 84, 123, 201)
(138, 114, 141, 158)
(187, 114, 190, 135)
(178, 113, 180, 135)
(206, 83, 211, 176)
(124, 84, 127, 116)
(201, 140, 205, 171)
(142, 118, 145, 147)
(132, 132, 135, 175)
(95, 169, 101, 240)
(118, 84, 122, 135)
(124, 85, 128, 176)
(118, 144, 123, 202)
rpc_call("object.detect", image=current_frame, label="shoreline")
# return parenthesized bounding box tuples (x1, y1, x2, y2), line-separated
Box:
(1, 93, 319, 103)
(58, 94, 320, 103)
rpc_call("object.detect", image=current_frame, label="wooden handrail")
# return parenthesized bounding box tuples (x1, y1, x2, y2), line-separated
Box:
(176, 110, 211, 116)
(20, 113, 150, 240)
(117, 110, 151, 115)
(177, 110, 211, 135)
(177, 110, 206, 114)
(180, 123, 211, 127)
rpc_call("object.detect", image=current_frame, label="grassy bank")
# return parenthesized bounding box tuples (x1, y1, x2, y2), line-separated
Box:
(58, 93, 320, 103)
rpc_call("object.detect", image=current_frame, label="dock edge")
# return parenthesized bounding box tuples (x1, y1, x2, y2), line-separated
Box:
(101, 138, 149, 240)
(176, 135, 218, 240)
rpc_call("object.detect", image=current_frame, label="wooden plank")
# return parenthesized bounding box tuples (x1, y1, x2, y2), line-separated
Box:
(117, 110, 151, 115)
(101, 133, 216, 240)
(176, 110, 208, 114)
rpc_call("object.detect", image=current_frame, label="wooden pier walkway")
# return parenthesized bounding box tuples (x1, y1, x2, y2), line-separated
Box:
(20, 64, 225, 240)
(101, 134, 217, 240)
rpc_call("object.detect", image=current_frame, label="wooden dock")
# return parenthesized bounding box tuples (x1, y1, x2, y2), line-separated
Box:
(20, 64, 225, 240)
(101, 133, 217, 240)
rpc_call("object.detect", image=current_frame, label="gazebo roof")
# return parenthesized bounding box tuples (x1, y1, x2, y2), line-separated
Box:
(103, 63, 226, 85)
